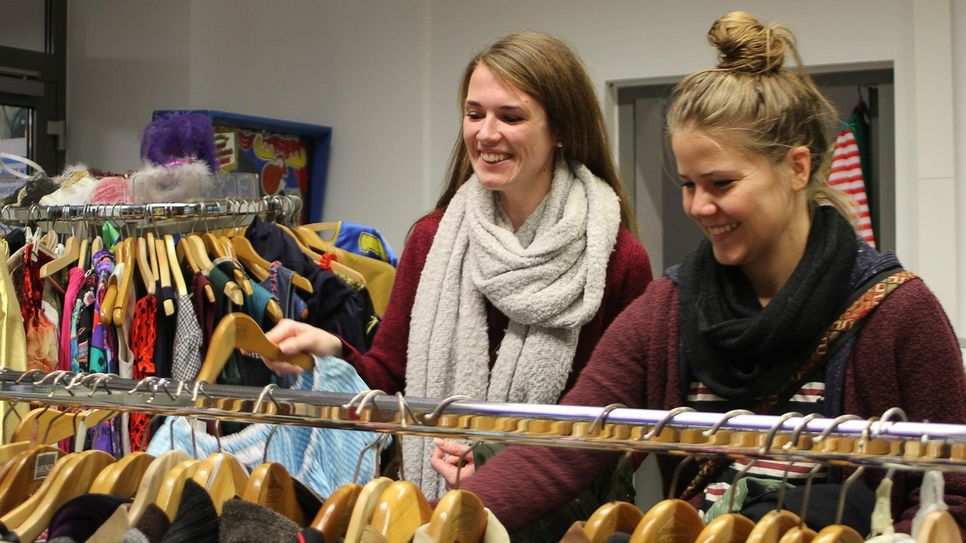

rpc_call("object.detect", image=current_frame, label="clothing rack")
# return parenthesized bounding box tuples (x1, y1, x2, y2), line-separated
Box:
(0, 194, 302, 233)
(1, 368, 964, 475)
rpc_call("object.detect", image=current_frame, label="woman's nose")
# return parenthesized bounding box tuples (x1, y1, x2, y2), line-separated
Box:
(688, 189, 717, 217)
(478, 117, 500, 143)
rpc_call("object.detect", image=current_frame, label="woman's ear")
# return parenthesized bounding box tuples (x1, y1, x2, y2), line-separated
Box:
(787, 145, 811, 191)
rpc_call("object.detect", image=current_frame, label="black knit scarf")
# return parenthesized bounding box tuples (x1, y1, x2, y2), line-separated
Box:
(677, 206, 858, 401)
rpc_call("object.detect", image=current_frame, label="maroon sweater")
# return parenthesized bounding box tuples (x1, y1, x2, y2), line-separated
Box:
(462, 277, 966, 535)
(342, 209, 654, 397)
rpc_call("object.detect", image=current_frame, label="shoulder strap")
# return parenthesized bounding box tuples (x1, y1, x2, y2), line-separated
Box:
(755, 270, 917, 411)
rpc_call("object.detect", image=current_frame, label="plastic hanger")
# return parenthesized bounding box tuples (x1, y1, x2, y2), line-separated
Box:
(312, 433, 390, 541)
(1, 449, 115, 542)
(424, 442, 488, 543)
(195, 312, 314, 383)
(368, 480, 433, 543)
(128, 449, 190, 524)
(90, 451, 156, 498)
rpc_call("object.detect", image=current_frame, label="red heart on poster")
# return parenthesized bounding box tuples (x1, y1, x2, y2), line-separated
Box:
(261, 161, 285, 194)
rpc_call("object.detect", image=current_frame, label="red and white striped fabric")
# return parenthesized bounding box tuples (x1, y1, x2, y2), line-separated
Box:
(828, 128, 876, 248)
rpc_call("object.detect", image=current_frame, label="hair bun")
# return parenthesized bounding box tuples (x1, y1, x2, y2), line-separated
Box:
(707, 11, 786, 74)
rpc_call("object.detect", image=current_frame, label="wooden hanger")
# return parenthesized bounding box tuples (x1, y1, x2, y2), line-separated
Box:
(242, 462, 305, 525)
(0, 445, 64, 516)
(187, 234, 244, 305)
(231, 235, 313, 294)
(312, 482, 362, 541)
(295, 226, 368, 286)
(155, 458, 200, 521)
(177, 237, 216, 303)
(136, 236, 157, 295)
(746, 509, 803, 543)
(2, 449, 115, 543)
(89, 451, 155, 498)
(629, 498, 703, 543)
(584, 501, 644, 543)
(776, 526, 816, 543)
(193, 450, 250, 514)
(163, 234, 188, 297)
(368, 480, 432, 543)
(13, 407, 114, 445)
(342, 476, 393, 543)
(39, 234, 79, 278)
(77, 237, 89, 272)
(424, 488, 488, 543)
(154, 237, 176, 316)
(99, 262, 120, 325)
(695, 512, 757, 543)
(128, 449, 190, 524)
(914, 510, 960, 543)
(112, 238, 136, 325)
(196, 312, 314, 383)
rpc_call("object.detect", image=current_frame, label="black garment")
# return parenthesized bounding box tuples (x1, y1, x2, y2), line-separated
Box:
(219, 499, 298, 543)
(739, 481, 875, 535)
(162, 479, 218, 543)
(298, 527, 327, 543)
(676, 206, 858, 401)
(47, 493, 130, 542)
(2, 229, 25, 255)
(4, 177, 57, 206)
(245, 217, 371, 352)
(293, 476, 324, 521)
(153, 283, 177, 378)
(605, 534, 632, 543)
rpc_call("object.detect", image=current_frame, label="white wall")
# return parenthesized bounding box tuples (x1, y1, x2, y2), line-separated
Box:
(66, 0, 964, 332)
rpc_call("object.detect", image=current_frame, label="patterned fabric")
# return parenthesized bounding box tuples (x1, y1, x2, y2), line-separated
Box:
(147, 355, 379, 498)
(59, 267, 86, 371)
(89, 250, 116, 373)
(829, 127, 875, 247)
(70, 270, 97, 373)
(130, 295, 158, 451)
(171, 294, 203, 381)
(22, 244, 59, 372)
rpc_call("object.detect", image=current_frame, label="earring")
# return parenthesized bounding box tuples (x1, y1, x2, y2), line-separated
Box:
(556, 142, 564, 148)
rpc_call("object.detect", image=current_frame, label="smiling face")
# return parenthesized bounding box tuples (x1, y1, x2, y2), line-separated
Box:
(462, 64, 557, 213)
(672, 129, 812, 297)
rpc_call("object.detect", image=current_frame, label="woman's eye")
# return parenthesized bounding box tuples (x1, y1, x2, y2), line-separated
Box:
(501, 115, 522, 123)
(679, 181, 695, 189)
(713, 180, 735, 189)
(465, 111, 482, 120)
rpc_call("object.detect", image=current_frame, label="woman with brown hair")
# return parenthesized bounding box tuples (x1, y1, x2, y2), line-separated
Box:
(264, 30, 652, 508)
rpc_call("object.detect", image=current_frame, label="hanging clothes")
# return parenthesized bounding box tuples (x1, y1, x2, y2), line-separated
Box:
(21, 244, 58, 372)
(828, 124, 876, 247)
(0, 239, 27, 442)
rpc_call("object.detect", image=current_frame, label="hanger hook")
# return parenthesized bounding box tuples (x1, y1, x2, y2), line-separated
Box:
(253, 383, 281, 415)
(191, 380, 213, 402)
(588, 403, 627, 436)
(213, 419, 223, 453)
(394, 392, 418, 428)
(352, 433, 391, 484)
(643, 406, 694, 441)
(760, 412, 803, 455)
(726, 412, 793, 514)
(813, 414, 863, 444)
(418, 394, 472, 426)
(784, 413, 822, 451)
(702, 409, 753, 439)
(40, 407, 72, 444)
(88, 373, 117, 396)
(16, 369, 46, 385)
(48, 371, 77, 398)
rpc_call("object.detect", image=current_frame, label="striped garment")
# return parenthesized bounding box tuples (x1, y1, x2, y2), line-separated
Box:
(828, 128, 876, 248)
(146, 355, 380, 498)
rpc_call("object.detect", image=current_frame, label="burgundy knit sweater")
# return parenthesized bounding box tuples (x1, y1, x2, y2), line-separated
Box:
(342, 209, 654, 397)
(462, 277, 966, 535)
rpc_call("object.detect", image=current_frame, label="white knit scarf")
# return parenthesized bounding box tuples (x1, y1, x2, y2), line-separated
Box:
(404, 159, 621, 498)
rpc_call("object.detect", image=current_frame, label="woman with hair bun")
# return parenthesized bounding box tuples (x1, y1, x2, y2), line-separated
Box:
(454, 12, 966, 537)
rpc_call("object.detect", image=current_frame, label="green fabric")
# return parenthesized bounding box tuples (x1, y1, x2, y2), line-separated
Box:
(102, 222, 121, 248)
(473, 443, 635, 542)
(703, 476, 790, 524)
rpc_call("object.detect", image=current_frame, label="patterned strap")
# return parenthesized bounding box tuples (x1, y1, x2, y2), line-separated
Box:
(679, 270, 917, 500)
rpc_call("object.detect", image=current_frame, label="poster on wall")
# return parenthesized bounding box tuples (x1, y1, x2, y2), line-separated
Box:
(153, 110, 332, 224)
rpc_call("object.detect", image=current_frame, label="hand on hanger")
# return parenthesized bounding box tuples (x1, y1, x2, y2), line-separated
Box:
(196, 313, 314, 384)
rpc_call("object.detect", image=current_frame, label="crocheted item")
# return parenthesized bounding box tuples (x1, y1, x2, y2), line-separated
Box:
(89, 176, 134, 204)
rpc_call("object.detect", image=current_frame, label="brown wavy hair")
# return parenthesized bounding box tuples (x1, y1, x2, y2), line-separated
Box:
(436, 30, 638, 235)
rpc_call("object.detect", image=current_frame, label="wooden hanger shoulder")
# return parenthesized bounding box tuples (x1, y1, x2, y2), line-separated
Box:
(128, 449, 189, 525)
(90, 451, 155, 498)
(424, 489, 488, 543)
(584, 501, 644, 543)
(343, 476, 393, 543)
(193, 451, 249, 515)
(155, 458, 200, 521)
(196, 312, 313, 384)
(630, 498, 703, 543)
(242, 462, 305, 526)
(369, 480, 432, 543)
(0, 445, 64, 517)
(745, 509, 801, 543)
(312, 482, 362, 541)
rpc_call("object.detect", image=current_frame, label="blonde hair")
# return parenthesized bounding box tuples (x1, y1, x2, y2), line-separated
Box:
(667, 11, 855, 221)
(437, 30, 638, 235)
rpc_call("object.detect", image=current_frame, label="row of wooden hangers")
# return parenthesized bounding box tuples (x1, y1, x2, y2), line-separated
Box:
(577, 409, 961, 543)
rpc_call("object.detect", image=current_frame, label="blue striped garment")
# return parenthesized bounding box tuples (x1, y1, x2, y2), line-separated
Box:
(146, 355, 380, 497)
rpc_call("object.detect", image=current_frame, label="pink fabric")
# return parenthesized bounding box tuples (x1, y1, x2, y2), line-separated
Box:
(59, 267, 86, 370)
(89, 176, 133, 204)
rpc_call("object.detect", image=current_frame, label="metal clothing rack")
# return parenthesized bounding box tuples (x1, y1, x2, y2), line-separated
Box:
(1, 369, 964, 475)
(0, 194, 303, 234)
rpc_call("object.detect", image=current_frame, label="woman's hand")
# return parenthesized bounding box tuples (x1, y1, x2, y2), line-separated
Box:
(430, 439, 476, 488)
(262, 319, 344, 375)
